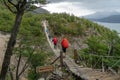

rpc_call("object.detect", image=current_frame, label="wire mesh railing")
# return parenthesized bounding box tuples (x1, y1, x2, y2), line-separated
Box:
(77, 52, 120, 73)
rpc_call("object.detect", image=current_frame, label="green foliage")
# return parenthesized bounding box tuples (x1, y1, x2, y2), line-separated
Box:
(0, 6, 14, 32)
(79, 31, 120, 70)
(13, 37, 47, 80)
(28, 68, 39, 80)
(39, 13, 85, 36)
(30, 52, 47, 68)
(79, 51, 120, 69)
(86, 36, 108, 55)
(27, 52, 47, 80)
(1, 1, 120, 73)
(0, 1, 48, 79)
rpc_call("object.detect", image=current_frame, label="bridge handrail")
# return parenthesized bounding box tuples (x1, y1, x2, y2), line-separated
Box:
(79, 52, 120, 69)
(83, 53, 120, 58)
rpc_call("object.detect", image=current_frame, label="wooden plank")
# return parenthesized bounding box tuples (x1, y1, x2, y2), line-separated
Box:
(36, 65, 54, 73)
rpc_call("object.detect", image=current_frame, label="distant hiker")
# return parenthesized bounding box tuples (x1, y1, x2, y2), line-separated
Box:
(52, 36, 58, 49)
(46, 29, 48, 33)
(46, 28, 52, 39)
(61, 37, 69, 54)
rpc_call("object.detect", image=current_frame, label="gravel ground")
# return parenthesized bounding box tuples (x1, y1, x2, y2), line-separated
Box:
(0, 33, 9, 69)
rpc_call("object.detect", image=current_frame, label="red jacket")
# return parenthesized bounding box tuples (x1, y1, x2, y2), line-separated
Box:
(53, 37, 57, 45)
(61, 38, 69, 48)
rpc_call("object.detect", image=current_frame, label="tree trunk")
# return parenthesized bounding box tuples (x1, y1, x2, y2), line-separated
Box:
(16, 54, 22, 80)
(0, 12, 23, 80)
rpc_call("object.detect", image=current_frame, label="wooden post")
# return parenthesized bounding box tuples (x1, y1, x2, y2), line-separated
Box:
(50, 56, 60, 65)
(60, 51, 63, 68)
(118, 68, 120, 75)
(44, 72, 47, 80)
(102, 56, 105, 72)
(74, 49, 78, 64)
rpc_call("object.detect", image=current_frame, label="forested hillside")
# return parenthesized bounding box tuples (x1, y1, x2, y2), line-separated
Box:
(0, 2, 120, 80)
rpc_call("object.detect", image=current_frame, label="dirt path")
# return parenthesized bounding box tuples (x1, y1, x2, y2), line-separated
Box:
(0, 33, 28, 80)
(0, 32, 9, 69)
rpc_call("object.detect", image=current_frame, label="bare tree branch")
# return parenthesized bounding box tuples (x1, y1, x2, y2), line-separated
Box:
(20, 0, 27, 11)
(18, 56, 30, 77)
(16, 0, 22, 11)
(16, 54, 22, 80)
(8, 0, 16, 7)
(18, 63, 29, 77)
(3, 0, 17, 14)
(18, 48, 35, 77)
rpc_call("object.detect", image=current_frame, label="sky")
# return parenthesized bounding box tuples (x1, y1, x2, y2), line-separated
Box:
(42, 0, 120, 17)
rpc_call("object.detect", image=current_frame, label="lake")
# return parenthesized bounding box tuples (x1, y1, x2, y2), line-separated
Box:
(95, 22, 120, 34)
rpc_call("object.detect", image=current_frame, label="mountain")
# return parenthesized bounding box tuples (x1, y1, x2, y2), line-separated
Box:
(84, 11, 120, 19)
(84, 11, 120, 23)
(32, 7, 49, 14)
(94, 15, 120, 23)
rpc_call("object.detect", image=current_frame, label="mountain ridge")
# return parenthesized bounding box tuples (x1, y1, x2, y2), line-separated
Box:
(93, 15, 120, 23)
(84, 11, 120, 23)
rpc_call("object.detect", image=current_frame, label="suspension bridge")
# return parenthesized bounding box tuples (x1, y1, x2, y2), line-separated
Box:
(42, 20, 120, 80)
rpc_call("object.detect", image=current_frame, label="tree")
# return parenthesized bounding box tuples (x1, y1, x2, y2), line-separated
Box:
(14, 44, 34, 80)
(0, 0, 46, 80)
(28, 53, 47, 80)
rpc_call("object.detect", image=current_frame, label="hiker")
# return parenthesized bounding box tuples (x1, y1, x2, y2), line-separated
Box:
(52, 36, 58, 49)
(61, 37, 69, 54)
(46, 28, 52, 39)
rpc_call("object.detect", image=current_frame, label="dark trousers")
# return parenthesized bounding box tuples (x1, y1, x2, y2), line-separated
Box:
(54, 44, 57, 49)
(62, 47, 66, 53)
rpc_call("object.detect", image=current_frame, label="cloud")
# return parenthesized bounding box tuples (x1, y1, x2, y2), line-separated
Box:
(42, 0, 120, 16)
(42, 2, 95, 16)
(48, 0, 120, 11)
(74, 0, 120, 11)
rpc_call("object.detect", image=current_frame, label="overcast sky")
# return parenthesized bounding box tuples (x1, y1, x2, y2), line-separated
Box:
(42, 0, 120, 16)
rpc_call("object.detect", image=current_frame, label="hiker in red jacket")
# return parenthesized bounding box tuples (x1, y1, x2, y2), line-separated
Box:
(61, 38, 69, 53)
(52, 36, 58, 49)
